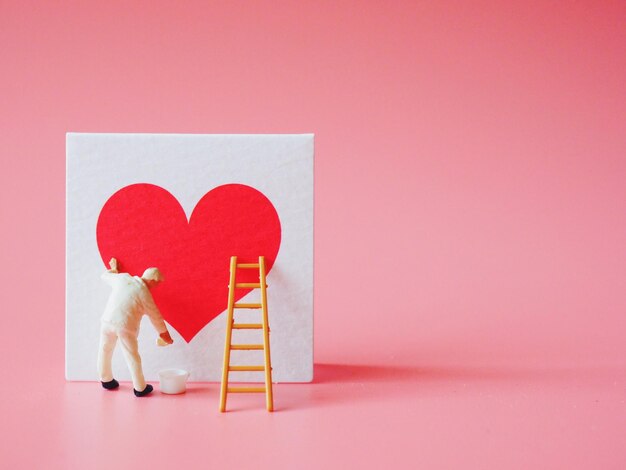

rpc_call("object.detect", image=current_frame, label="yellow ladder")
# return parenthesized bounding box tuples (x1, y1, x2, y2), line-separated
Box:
(219, 255, 274, 412)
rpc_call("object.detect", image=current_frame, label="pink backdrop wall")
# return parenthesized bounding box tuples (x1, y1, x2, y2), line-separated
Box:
(1, 1, 624, 469)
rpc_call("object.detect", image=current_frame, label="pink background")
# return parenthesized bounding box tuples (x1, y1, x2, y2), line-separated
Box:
(1, 1, 625, 469)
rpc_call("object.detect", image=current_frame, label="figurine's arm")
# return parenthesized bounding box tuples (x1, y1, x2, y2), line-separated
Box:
(142, 293, 174, 345)
(101, 257, 120, 285)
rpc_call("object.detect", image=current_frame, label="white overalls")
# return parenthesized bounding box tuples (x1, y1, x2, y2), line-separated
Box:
(97, 271, 167, 391)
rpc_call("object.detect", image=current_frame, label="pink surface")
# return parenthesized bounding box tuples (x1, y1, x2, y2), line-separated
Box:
(0, 1, 625, 469)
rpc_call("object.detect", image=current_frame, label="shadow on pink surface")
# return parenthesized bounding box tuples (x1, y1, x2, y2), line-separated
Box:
(313, 362, 624, 384)
(279, 362, 624, 410)
(143, 363, 598, 412)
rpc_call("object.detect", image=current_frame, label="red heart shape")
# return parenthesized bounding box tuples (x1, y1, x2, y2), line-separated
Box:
(96, 183, 281, 342)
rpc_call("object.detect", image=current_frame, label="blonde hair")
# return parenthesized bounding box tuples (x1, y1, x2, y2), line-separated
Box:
(141, 267, 163, 283)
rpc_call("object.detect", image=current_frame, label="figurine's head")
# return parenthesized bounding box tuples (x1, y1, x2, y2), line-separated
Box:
(141, 267, 163, 289)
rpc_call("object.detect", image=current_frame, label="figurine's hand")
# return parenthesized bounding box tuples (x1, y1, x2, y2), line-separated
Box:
(109, 258, 118, 272)
(157, 331, 174, 346)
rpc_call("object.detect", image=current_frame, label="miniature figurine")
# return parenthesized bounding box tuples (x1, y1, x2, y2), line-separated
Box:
(97, 257, 173, 397)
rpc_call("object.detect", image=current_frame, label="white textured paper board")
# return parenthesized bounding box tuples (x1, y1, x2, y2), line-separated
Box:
(66, 133, 313, 382)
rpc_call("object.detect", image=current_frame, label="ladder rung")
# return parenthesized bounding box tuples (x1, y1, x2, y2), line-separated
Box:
(227, 387, 266, 393)
(229, 366, 265, 371)
(235, 283, 264, 288)
(232, 323, 263, 329)
(233, 303, 262, 309)
(237, 263, 260, 269)
(231, 344, 264, 350)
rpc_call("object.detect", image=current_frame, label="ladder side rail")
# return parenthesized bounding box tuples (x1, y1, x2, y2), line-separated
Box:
(259, 256, 274, 411)
(219, 256, 238, 412)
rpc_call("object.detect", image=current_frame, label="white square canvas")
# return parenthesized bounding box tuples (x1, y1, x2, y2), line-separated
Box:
(66, 133, 314, 383)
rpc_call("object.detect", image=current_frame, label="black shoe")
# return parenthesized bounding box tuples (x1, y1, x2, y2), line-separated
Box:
(134, 384, 154, 397)
(101, 379, 119, 390)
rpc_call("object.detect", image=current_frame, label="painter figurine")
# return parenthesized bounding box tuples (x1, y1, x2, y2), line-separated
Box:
(98, 257, 174, 396)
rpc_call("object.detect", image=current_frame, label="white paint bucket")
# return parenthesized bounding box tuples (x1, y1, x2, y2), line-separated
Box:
(158, 369, 190, 394)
